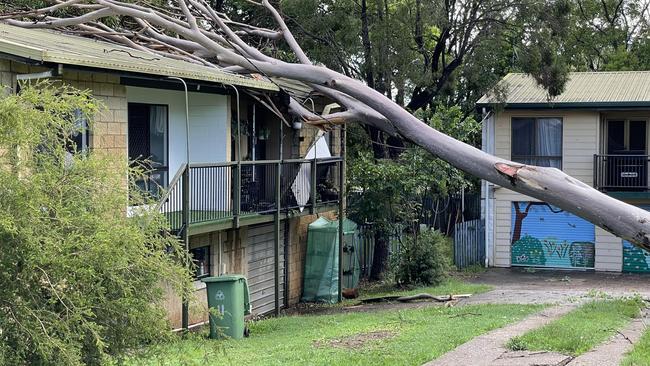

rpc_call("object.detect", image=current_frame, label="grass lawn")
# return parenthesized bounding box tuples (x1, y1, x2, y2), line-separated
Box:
(622, 327, 650, 366)
(129, 303, 542, 366)
(507, 299, 644, 356)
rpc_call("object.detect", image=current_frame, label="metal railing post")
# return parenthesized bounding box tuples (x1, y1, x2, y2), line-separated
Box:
(338, 126, 346, 303)
(274, 161, 281, 316)
(593, 154, 597, 190)
(181, 165, 190, 332)
(310, 158, 317, 213)
(233, 164, 240, 228)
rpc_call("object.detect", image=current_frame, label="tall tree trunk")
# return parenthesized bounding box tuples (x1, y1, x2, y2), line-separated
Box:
(360, 0, 387, 160)
(370, 228, 390, 280)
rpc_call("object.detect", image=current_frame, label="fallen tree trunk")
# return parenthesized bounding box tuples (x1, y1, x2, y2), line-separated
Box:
(5, 0, 650, 251)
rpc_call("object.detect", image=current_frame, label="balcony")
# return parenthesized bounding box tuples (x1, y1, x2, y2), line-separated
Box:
(594, 154, 650, 192)
(157, 157, 342, 235)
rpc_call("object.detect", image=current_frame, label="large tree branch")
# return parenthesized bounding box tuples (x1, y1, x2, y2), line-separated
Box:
(6, 0, 650, 251)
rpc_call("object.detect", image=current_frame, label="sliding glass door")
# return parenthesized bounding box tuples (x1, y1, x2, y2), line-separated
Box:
(128, 103, 169, 197)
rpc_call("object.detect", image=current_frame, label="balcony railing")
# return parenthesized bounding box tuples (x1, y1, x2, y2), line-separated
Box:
(158, 157, 343, 232)
(594, 154, 650, 191)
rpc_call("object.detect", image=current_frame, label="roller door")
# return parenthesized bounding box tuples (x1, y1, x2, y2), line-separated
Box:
(510, 201, 595, 269)
(246, 223, 285, 315)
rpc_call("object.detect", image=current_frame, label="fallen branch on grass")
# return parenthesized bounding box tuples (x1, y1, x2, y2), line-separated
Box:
(360, 293, 472, 304)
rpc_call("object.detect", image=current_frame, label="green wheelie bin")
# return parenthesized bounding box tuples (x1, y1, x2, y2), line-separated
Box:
(202, 275, 251, 339)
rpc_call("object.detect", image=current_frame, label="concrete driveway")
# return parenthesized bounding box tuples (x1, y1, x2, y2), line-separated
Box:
(459, 268, 650, 305)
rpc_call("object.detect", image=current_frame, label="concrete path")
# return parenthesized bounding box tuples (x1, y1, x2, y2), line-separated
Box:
(424, 269, 650, 366)
(567, 310, 649, 366)
(423, 305, 577, 366)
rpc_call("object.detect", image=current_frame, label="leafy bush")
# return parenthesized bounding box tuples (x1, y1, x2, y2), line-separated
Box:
(0, 83, 192, 365)
(394, 229, 452, 286)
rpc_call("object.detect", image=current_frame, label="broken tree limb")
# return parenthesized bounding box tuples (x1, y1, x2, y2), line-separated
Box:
(5, 0, 650, 251)
(360, 293, 472, 303)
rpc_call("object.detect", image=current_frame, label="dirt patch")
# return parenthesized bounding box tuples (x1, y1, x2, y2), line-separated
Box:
(284, 299, 446, 317)
(313, 330, 395, 349)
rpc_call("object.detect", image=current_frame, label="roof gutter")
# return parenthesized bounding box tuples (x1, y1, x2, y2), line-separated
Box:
(16, 64, 63, 81)
(476, 101, 650, 110)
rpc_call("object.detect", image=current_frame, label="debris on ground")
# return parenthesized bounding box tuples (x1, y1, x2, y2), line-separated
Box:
(313, 331, 395, 350)
(360, 293, 472, 304)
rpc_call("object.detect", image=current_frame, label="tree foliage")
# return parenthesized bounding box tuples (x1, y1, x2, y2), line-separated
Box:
(347, 105, 478, 278)
(0, 83, 192, 365)
(394, 229, 452, 286)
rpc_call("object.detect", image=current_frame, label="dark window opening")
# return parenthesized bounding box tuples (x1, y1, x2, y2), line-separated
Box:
(511, 117, 563, 168)
(128, 103, 169, 198)
(190, 246, 210, 279)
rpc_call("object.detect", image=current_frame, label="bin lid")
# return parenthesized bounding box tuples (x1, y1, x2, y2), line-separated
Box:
(201, 274, 247, 283)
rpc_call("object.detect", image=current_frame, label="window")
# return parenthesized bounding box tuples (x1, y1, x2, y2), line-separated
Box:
(63, 109, 89, 168)
(606, 119, 647, 154)
(69, 109, 89, 153)
(128, 103, 168, 197)
(511, 117, 562, 168)
(190, 246, 210, 279)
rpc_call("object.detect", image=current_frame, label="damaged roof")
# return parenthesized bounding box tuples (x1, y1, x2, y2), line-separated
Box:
(0, 22, 278, 91)
(477, 72, 650, 109)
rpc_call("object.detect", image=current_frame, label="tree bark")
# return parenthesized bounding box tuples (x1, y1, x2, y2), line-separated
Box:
(370, 228, 390, 280)
(9, 1, 650, 252)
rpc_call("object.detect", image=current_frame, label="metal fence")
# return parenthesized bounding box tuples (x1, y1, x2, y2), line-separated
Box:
(594, 154, 650, 191)
(353, 192, 482, 277)
(453, 219, 485, 269)
(357, 224, 404, 278)
(158, 157, 343, 233)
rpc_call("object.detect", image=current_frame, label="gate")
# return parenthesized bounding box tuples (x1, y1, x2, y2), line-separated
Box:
(453, 219, 485, 269)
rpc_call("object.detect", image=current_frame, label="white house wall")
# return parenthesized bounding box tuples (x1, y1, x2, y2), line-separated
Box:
(490, 110, 624, 270)
(126, 86, 231, 212)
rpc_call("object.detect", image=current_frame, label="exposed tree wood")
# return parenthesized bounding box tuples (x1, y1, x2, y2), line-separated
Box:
(5, 0, 650, 252)
(360, 293, 472, 303)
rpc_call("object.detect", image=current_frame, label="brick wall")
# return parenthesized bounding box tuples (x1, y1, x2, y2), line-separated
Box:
(4, 61, 127, 157)
(0, 60, 16, 95)
(60, 70, 128, 156)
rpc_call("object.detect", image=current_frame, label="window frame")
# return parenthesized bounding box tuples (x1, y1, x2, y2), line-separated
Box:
(189, 245, 211, 279)
(510, 116, 563, 169)
(127, 102, 170, 196)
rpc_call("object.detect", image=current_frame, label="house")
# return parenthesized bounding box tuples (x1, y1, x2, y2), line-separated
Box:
(0, 23, 345, 328)
(478, 71, 650, 273)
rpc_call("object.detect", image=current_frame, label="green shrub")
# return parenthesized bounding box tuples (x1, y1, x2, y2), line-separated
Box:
(394, 229, 452, 286)
(0, 83, 192, 365)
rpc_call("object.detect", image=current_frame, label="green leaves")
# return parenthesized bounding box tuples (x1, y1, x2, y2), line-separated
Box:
(0, 83, 192, 365)
(347, 106, 478, 230)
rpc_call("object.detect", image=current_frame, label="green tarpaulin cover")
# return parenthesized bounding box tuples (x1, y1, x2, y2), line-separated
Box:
(301, 217, 360, 303)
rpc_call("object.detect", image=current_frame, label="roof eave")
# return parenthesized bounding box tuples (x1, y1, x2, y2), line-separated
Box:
(476, 101, 650, 110)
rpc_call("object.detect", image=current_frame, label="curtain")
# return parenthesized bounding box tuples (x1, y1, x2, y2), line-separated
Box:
(536, 118, 562, 168)
(148, 105, 167, 166)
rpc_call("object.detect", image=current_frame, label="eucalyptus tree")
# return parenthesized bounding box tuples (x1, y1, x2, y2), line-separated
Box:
(4, 0, 650, 255)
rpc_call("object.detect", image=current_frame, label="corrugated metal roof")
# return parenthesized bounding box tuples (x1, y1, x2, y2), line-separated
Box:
(477, 72, 650, 108)
(0, 22, 277, 91)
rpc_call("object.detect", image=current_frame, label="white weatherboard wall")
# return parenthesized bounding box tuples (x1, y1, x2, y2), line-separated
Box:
(127, 86, 231, 212)
(489, 109, 622, 271)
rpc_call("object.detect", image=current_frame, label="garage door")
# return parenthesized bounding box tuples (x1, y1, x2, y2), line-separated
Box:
(247, 223, 285, 315)
(623, 205, 650, 273)
(510, 201, 595, 269)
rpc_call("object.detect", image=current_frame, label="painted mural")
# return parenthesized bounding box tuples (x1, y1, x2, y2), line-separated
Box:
(623, 205, 650, 273)
(511, 202, 595, 268)
(623, 241, 650, 272)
